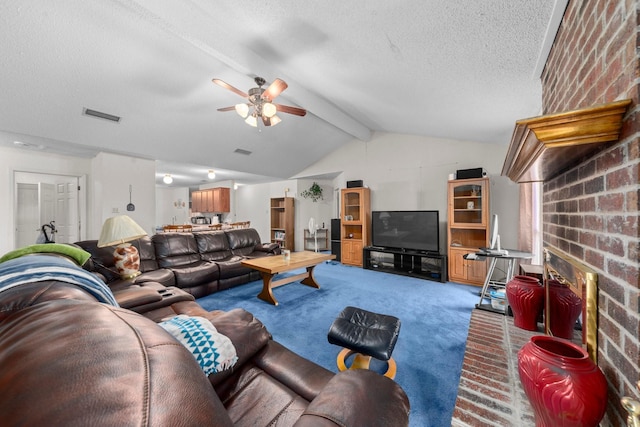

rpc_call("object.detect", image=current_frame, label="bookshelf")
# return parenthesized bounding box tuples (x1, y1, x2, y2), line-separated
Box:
(270, 197, 295, 250)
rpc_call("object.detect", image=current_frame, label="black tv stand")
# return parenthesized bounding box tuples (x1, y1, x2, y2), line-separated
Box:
(364, 246, 447, 283)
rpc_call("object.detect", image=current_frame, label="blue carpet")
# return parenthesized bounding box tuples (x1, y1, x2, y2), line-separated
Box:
(197, 261, 479, 427)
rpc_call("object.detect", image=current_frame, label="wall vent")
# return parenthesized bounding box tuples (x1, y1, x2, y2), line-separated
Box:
(83, 108, 121, 123)
(234, 148, 252, 155)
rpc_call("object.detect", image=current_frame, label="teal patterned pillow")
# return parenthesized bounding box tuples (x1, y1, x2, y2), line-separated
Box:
(159, 315, 238, 375)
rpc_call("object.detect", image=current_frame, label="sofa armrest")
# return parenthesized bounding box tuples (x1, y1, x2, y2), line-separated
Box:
(114, 286, 163, 309)
(255, 242, 281, 254)
(205, 308, 272, 386)
(293, 370, 410, 427)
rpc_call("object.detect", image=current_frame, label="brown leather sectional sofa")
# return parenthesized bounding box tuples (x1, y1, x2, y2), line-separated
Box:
(76, 228, 280, 300)
(0, 246, 411, 425)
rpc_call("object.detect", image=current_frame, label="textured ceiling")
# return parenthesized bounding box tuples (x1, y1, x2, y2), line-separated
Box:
(0, 0, 566, 187)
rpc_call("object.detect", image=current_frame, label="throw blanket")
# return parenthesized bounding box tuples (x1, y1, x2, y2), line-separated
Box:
(159, 315, 238, 375)
(0, 255, 118, 306)
(0, 243, 91, 266)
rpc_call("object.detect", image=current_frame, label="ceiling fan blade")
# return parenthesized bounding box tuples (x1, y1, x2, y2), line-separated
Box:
(275, 104, 307, 116)
(217, 106, 236, 112)
(262, 78, 288, 101)
(212, 79, 249, 98)
(262, 115, 271, 126)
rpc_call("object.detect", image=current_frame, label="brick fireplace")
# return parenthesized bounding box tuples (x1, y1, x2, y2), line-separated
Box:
(453, 1, 639, 425)
(541, 1, 639, 425)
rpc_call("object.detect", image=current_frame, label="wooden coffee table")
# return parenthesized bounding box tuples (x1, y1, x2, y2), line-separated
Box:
(241, 251, 336, 305)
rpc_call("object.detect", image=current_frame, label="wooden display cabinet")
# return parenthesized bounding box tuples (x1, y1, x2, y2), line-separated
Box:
(447, 177, 489, 285)
(270, 197, 295, 250)
(340, 187, 370, 267)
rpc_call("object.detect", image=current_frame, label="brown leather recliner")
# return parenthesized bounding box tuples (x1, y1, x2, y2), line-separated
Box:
(0, 271, 410, 426)
(195, 230, 258, 290)
(152, 232, 221, 298)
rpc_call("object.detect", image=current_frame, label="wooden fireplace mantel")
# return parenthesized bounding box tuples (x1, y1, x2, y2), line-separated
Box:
(501, 99, 632, 183)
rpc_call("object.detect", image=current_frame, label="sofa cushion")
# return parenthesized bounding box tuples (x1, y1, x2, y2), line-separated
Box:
(134, 236, 160, 272)
(216, 256, 252, 279)
(153, 233, 202, 268)
(194, 231, 234, 261)
(170, 261, 219, 288)
(226, 228, 262, 257)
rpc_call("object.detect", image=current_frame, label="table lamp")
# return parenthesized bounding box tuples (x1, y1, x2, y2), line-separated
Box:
(97, 215, 148, 279)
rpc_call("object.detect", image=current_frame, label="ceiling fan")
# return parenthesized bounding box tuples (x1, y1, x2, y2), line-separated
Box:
(212, 76, 307, 127)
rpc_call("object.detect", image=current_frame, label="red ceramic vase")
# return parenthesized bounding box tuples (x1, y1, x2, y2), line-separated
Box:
(506, 275, 544, 331)
(547, 279, 582, 339)
(518, 335, 607, 427)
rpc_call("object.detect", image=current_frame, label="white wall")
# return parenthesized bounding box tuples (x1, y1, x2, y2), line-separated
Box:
(297, 131, 521, 250)
(0, 144, 92, 255)
(156, 186, 190, 228)
(90, 152, 156, 238)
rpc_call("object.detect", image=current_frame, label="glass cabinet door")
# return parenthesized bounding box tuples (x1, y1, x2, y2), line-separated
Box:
(342, 190, 362, 222)
(450, 180, 486, 227)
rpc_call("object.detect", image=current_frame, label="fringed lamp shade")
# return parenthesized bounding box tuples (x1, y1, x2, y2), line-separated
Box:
(97, 215, 147, 279)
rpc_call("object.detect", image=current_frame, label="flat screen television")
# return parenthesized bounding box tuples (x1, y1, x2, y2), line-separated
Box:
(371, 210, 440, 253)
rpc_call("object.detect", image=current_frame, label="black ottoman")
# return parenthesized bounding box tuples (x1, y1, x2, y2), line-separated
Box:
(327, 306, 401, 379)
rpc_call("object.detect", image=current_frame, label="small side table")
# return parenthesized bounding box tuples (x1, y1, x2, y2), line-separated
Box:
(471, 249, 533, 315)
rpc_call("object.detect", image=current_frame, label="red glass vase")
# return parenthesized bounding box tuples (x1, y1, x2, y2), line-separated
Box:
(518, 335, 607, 427)
(506, 275, 544, 331)
(547, 279, 582, 339)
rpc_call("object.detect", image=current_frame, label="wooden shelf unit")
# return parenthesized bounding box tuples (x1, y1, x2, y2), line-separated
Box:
(340, 187, 370, 267)
(270, 197, 295, 250)
(447, 177, 489, 285)
(304, 228, 329, 251)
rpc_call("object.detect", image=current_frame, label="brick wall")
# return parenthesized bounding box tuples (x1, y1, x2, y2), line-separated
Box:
(541, 0, 640, 425)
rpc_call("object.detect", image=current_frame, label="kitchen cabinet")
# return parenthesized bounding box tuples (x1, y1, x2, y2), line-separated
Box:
(191, 187, 230, 213)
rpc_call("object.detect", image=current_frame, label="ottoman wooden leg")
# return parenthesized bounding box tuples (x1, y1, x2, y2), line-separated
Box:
(336, 348, 397, 379)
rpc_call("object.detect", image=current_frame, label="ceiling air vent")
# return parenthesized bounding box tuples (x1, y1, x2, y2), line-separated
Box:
(234, 148, 252, 155)
(83, 108, 121, 123)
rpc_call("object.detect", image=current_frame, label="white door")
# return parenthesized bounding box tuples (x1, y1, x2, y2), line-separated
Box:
(55, 180, 79, 243)
(14, 172, 85, 249)
(16, 183, 39, 247)
(39, 183, 56, 242)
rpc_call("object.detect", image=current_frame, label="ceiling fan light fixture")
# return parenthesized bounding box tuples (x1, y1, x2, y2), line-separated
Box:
(213, 77, 305, 127)
(207, 169, 216, 179)
(262, 102, 277, 118)
(245, 114, 258, 127)
(235, 103, 249, 118)
(269, 115, 282, 127)
(163, 174, 173, 184)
